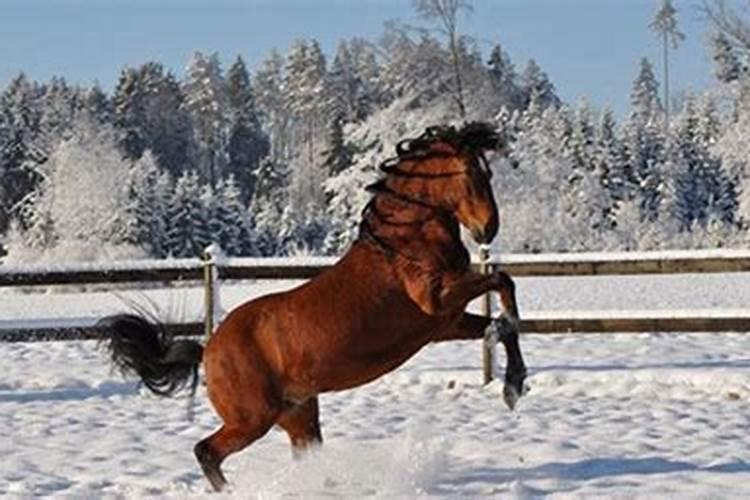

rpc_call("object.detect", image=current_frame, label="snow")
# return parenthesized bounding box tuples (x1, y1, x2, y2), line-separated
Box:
(1, 334, 749, 498)
(2, 272, 750, 497)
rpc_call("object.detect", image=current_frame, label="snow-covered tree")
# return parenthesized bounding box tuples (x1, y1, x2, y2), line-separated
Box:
(226, 56, 270, 203)
(487, 43, 522, 111)
(123, 150, 173, 257)
(711, 31, 743, 84)
(412, 0, 474, 117)
(113, 62, 193, 177)
(165, 170, 212, 257)
(205, 175, 252, 256)
(630, 58, 663, 123)
(21, 115, 131, 249)
(520, 59, 560, 110)
(183, 52, 229, 187)
(0, 73, 44, 234)
(254, 49, 290, 163)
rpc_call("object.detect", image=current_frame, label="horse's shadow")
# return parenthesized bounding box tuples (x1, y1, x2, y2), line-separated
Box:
(0, 381, 137, 403)
(437, 457, 750, 496)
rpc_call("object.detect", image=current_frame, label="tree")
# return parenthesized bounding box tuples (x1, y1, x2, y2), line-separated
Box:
(123, 151, 173, 257)
(487, 43, 522, 111)
(183, 51, 229, 187)
(254, 49, 290, 163)
(711, 31, 743, 83)
(285, 39, 328, 172)
(412, 0, 473, 118)
(0, 73, 44, 234)
(520, 59, 560, 110)
(700, 0, 750, 55)
(650, 0, 685, 122)
(226, 56, 270, 204)
(165, 170, 212, 257)
(113, 63, 193, 177)
(322, 114, 353, 176)
(327, 41, 360, 123)
(666, 95, 737, 229)
(630, 58, 663, 123)
(204, 175, 251, 256)
(21, 115, 131, 249)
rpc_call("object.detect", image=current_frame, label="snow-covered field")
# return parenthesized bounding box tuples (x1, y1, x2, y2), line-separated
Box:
(2, 273, 750, 498)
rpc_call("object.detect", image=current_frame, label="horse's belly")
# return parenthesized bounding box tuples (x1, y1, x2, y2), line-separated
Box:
(306, 326, 434, 393)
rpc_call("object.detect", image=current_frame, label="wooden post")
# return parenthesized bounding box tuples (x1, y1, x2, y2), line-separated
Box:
(480, 244, 494, 384)
(202, 247, 216, 341)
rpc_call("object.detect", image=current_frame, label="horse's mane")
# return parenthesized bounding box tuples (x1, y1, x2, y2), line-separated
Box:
(382, 121, 502, 172)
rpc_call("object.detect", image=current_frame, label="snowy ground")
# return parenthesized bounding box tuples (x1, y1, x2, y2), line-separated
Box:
(1, 274, 750, 498)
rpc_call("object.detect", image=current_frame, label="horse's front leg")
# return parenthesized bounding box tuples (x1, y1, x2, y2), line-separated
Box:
(437, 271, 528, 410)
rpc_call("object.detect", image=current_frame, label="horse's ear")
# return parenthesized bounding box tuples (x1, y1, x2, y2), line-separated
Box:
(366, 179, 387, 193)
(396, 139, 411, 156)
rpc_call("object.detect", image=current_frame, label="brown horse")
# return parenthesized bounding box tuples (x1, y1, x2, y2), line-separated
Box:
(100, 122, 527, 492)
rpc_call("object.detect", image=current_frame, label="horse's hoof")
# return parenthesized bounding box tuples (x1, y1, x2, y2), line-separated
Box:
(503, 383, 521, 411)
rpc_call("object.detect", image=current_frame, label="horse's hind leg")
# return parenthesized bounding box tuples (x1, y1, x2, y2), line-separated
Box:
(196, 346, 282, 492)
(194, 412, 278, 492)
(276, 397, 323, 458)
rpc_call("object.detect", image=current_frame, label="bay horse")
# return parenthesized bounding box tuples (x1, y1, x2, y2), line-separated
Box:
(100, 122, 527, 492)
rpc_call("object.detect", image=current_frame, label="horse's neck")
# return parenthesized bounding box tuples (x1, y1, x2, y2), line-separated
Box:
(360, 196, 469, 272)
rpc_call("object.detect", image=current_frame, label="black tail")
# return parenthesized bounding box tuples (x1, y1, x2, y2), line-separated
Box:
(98, 314, 203, 397)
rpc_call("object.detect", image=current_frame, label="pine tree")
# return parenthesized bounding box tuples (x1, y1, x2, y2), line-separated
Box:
(667, 96, 738, 229)
(593, 107, 626, 207)
(630, 58, 663, 123)
(520, 59, 560, 110)
(349, 37, 384, 117)
(226, 56, 270, 204)
(205, 175, 251, 256)
(711, 32, 743, 84)
(248, 158, 290, 255)
(322, 114, 353, 176)
(113, 63, 193, 177)
(183, 52, 229, 187)
(123, 151, 172, 257)
(165, 170, 212, 257)
(487, 43, 521, 110)
(327, 41, 360, 123)
(254, 49, 290, 162)
(284, 39, 328, 171)
(0, 73, 45, 234)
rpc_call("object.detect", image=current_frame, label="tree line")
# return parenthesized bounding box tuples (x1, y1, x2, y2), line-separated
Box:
(1, 0, 750, 262)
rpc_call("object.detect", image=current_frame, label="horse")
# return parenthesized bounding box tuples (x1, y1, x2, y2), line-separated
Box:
(100, 122, 527, 492)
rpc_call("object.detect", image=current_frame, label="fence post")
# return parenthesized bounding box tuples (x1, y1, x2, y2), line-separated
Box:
(480, 244, 494, 384)
(202, 244, 225, 341)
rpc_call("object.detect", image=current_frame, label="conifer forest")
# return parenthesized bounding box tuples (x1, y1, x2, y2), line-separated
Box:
(2, 0, 750, 263)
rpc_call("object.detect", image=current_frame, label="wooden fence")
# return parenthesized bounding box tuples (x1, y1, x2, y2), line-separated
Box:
(2, 249, 750, 342)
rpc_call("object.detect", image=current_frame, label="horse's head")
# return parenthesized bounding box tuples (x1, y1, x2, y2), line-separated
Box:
(378, 122, 507, 245)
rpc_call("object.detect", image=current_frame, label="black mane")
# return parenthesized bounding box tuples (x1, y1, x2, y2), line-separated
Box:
(380, 122, 503, 173)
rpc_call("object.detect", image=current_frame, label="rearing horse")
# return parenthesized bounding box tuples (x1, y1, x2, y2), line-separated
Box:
(100, 122, 527, 492)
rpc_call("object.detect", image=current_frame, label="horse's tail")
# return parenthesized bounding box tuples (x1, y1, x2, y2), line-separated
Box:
(98, 313, 203, 397)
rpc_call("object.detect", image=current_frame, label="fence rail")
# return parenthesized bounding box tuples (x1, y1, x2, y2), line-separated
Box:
(2, 249, 750, 341)
(4, 249, 750, 288)
(3, 312, 750, 343)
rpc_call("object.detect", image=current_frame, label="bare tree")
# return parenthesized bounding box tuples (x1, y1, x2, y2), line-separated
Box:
(700, 0, 750, 53)
(413, 0, 473, 118)
(649, 0, 685, 122)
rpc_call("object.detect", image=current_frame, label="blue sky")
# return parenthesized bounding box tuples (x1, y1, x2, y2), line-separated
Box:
(0, 0, 734, 115)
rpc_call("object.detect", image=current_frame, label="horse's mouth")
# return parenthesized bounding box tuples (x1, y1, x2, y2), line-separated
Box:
(471, 227, 493, 245)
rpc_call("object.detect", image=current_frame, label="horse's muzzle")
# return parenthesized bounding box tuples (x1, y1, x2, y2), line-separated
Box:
(471, 215, 498, 245)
